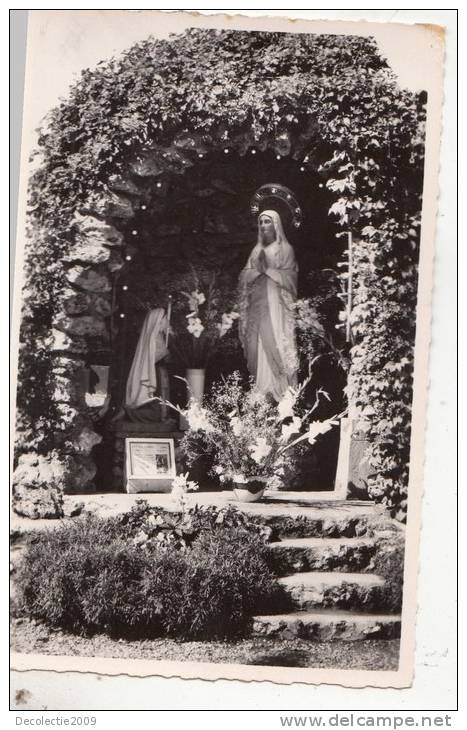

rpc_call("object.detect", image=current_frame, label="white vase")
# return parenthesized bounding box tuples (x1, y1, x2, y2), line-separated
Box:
(233, 487, 266, 503)
(179, 368, 206, 430)
(232, 475, 267, 503)
(185, 368, 205, 404)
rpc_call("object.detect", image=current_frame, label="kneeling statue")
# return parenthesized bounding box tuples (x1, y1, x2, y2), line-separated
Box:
(118, 308, 171, 422)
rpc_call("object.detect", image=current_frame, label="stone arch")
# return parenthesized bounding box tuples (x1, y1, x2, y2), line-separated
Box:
(14, 123, 335, 517)
(13, 29, 425, 519)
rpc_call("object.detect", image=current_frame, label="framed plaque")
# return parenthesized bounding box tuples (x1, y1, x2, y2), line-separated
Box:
(124, 437, 176, 493)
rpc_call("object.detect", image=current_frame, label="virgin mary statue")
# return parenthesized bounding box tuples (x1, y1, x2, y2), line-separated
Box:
(238, 209, 298, 402)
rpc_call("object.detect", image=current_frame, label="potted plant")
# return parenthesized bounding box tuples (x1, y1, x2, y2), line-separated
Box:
(174, 372, 341, 501)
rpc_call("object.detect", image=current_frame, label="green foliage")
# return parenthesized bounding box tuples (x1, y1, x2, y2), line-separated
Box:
(364, 522, 406, 613)
(144, 529, 280, 639)
(15, 509, 279, 639)
(17, 27, 426, 518)
(118, 499, 273, 550)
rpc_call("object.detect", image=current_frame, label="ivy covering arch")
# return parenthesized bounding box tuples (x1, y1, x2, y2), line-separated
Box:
(13, 28, 426, 521)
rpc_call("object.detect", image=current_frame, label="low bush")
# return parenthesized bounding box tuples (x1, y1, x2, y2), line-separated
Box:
(15, 516, 160, 637)
(118, 500, 273, 551)
(14, 511, 279, 640)
(143, 530, 280, 639)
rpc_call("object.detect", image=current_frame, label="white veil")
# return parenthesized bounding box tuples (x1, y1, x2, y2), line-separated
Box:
(125, 308, 168, 409)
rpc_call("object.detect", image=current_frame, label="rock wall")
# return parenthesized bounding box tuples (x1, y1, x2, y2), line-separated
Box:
(13, 192, 136, 517)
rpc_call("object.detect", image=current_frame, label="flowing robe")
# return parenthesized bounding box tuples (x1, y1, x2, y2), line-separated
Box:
(238, 240, 298, 401)
(125, 309, 169, 421)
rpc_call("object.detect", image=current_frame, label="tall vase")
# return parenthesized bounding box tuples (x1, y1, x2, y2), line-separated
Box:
(185, 368, 206, 404)
(179, 368, 206, 430)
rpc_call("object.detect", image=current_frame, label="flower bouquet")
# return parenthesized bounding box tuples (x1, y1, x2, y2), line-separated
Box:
(174, 372, 341, 500)
(169, 271, 239, 369)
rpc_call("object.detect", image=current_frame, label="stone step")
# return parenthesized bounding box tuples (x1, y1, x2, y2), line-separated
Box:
(267, 537, 376, 575)
(277, 571, 386, 611)
(252, 609, 401, 641)
(240, 500, 377, 539)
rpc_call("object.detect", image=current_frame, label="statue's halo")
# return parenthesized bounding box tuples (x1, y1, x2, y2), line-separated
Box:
(250, 184, 302, 229)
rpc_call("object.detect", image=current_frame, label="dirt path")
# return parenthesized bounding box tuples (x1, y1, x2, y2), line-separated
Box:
(11, 618, 399, 670)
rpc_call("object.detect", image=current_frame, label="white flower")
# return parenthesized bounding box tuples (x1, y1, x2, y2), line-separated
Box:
(214, 465, 224, 475)
(230, 415, 243, 436)
(172, 472, 199, 492)
(185, 402, 214, 433)
(306, 419, 337, 445)
(187, 316, 204, 338)
(217, 311, 240, 337)
(249, 437, 272, 464)
(133, 530, 148, 546)
(247, 389, 267, 407)
(171, 484, 187, 502)
(281, 416, 302, 441)
(277, 387, 297, 420)
(232, 473, 247, 484)
(183, 289, 206, 311)
(146, 514, 161, 526)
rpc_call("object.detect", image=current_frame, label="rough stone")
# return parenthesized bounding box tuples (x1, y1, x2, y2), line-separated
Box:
(52, 356, 87, 376)
(107, 248, 124, 273)
(267, 537, 376, 576)
(12, 453, 65, 519)
(51, 357, 88, 404)
(66, 266, 112, 293)
(53, 313, 109, 341)
(61, 289, 112, 318)
(53, 375, 86, 405)
(74, 426, 103, 455)
(273, 132, 292, 158)
(63, 501, 86, 518)
(172, 132, 210, 153)
(108, 174, 144, 196)
(49, 328, 87, 355)
(130, 153, 164, 178)
(83, 193, 134, 219)
(62, 289, 90, 315)
(252, 611, 401, 641)
(73, 214, 124, 247)
(278, 571, 386, 611)
(64, 239, 112, 266)
(90, 294, 112, 317)
(58, 453, 97, 494)
(54, 403, 89, 443)
(241, 503, 376, 540)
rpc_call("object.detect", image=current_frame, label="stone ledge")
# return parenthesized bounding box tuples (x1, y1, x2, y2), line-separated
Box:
(252, 610, 401, 641)
(110, 420, 180, 436)
(278, 571, 386, 611)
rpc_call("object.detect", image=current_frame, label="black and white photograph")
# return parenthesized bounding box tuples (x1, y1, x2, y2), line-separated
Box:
(10, 9, 447, 693)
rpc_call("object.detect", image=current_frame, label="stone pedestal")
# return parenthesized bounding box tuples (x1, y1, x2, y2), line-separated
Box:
(110, 420, 184, 492)
(334, 418, 372, 500)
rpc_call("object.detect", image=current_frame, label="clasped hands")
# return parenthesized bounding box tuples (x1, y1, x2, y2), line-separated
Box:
(256, 249, 267, 274)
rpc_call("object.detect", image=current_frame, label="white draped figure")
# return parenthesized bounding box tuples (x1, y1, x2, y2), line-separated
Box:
(125, 308, 169, 420)
(238, 210, 299, 402)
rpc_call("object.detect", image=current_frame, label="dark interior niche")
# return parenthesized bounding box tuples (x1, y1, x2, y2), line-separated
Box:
(93, 150, 348, 491)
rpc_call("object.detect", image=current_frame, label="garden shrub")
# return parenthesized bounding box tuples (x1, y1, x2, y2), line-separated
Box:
(15, 515, 161, 637)
(14, 511, 279, 639)
(144, 530, 281, 639)
(118, 499, 273, 550)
